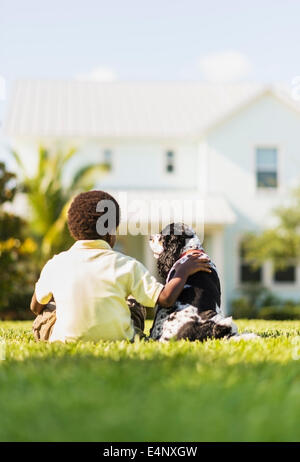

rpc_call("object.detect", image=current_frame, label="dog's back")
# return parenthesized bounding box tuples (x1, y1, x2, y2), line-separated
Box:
(150, 269, 223, 341)
(168, 267, 221, 314)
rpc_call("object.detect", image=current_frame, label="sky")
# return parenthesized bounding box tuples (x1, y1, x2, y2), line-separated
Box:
(1, 0, 300, 86)
(1, 0, 300, 160)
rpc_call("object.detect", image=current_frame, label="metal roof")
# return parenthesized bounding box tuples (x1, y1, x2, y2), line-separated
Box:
(5, 80, 293, 138)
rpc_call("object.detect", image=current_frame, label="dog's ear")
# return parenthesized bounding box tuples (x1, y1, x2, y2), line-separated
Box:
(157, 232, 187, 280)
(157, 223, 194, 280)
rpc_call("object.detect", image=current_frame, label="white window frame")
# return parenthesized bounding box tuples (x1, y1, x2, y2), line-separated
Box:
(255, 146, 279, 190)
(268, 260, 298, 288)
(103, 148, 113, 169)
(253, 145, 283, 195)
(234, 235, 299, 292)
(164, 149, 175, 174)
(237, 239, 264, 286)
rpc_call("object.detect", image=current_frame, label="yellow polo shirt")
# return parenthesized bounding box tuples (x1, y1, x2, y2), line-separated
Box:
(35, 240, 163, 342)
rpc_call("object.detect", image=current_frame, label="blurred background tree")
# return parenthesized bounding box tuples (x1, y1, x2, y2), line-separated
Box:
(0, 147, 108, 318)
(231, 187, 300, 320)
(0, 162, 36, 317)
(243, 187, 300, 270)
(12, 146, 109, 262)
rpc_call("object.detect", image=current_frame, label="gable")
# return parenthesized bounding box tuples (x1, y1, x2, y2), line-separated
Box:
(205, 91, 300, 201)
(204, 88, 300, 136)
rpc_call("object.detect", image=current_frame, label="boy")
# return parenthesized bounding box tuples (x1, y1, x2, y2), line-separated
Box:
(31, 190, 211, 342)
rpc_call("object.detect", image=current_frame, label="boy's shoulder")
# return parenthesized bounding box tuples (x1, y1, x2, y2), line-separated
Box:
(42, 246, 145, 273)
(41, 247, 74, 270)
(112, 249, 146, 270)
(113, 248, 136, 263)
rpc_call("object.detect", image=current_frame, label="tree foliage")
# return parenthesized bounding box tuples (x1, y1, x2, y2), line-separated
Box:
(0, 162, 36, 312)
(11, 146, 109, 262)
(244, 187, 300, 269)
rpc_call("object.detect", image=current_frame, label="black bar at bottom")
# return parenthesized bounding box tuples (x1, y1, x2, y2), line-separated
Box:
(0, 441, 298, 458)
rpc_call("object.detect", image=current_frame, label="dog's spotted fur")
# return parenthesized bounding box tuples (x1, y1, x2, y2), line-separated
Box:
(150, 303, 237, 342)
(149, 223, 238, 342)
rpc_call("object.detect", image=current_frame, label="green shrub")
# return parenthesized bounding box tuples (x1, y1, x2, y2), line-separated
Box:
(259, 292, 282, 308)
(231, 298, 257, 319)
(234, 284, 269, 310)
(258, 305, 300, 320)
(231, 284, 300, 320)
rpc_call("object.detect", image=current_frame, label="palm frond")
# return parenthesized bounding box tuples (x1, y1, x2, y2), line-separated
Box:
(10, 150, 27, 177)
(10, 147, 109, 260)
(41, 200, 72, 258)
(63, 147, 77, 164)
(37, 146, 49, 178)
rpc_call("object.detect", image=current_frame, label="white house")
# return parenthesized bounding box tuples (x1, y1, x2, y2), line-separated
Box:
(4, 80, 300, 313)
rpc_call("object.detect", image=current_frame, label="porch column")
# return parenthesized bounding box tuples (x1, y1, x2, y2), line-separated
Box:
(144, 235, 158, 279)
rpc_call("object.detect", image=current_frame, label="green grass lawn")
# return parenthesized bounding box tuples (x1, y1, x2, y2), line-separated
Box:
(0, 319, 300, 442)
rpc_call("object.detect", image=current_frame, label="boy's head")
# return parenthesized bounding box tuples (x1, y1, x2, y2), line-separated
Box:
(67, 190, 120, 246)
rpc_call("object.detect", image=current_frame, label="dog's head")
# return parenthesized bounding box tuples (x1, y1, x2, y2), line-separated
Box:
(149, 223, 203, 280)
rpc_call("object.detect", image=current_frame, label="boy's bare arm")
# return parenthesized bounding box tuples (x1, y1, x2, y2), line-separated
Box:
(158, 255, 211, 307)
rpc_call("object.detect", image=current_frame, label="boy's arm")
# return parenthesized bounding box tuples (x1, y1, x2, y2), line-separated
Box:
(31, 258, 55, 315)
(128, 254, 211, 309)
(158, 255, 211, 307)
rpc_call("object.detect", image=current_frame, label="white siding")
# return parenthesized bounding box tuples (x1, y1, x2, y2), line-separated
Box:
(85, 141, 199, 190)
(206, 93, 300, 306)
(207, 94, 300, 224)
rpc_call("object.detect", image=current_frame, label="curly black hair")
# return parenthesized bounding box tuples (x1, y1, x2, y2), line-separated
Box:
(67, 190, 120, 241)
(157, 223, 193, 281)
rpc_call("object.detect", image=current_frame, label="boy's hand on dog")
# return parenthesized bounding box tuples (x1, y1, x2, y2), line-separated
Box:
(158, 254, 211, 307)
(174, 254, 212, 277)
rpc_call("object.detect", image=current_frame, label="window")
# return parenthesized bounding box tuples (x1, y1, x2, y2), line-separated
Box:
(239, 244, 262, 283)
(273, 265, 296, 283)
(166, 150, 175, 173)
(256, 147, 278, 188)
(103, 149, 112, 169)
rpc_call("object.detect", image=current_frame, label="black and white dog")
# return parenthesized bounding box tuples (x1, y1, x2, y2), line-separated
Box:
(149, 223, 239, 342)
